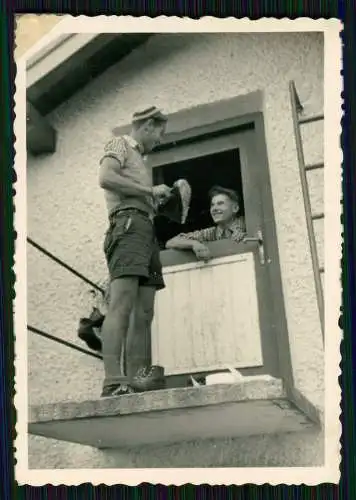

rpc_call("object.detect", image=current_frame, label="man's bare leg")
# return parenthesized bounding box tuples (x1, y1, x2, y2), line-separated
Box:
(101, 277, 139, 391)
(123, 307, 137, 377)
(126, 286, 156, 380)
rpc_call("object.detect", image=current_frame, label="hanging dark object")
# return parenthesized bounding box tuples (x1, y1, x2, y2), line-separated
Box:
(157, 179, 192, 225)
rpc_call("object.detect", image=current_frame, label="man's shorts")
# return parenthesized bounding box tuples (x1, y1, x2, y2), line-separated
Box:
(103, 208, 165, 290)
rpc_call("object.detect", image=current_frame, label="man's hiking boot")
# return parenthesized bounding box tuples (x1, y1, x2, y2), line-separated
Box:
(77, 308, 105, 352)
(131, 365, 166, 392)
(100, 383, 135, 398)
(77, 318, 102, 352)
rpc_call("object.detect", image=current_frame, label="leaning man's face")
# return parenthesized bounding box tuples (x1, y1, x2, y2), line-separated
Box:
(210, 194, 237, 224)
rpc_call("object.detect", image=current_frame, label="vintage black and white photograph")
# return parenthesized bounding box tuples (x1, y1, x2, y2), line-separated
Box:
(14, 16, 341, 484)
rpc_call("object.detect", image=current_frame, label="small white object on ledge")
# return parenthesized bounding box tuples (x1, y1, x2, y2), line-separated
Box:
(206, 366, 244, 386)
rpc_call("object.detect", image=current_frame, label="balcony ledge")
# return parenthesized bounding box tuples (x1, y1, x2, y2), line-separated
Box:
(28, 376, 319, 449)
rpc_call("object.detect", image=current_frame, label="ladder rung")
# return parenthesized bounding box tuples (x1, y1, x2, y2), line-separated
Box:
(305, 162, 324, 172)
(298, 114, 324, 125)
(312, 212, 324, 221)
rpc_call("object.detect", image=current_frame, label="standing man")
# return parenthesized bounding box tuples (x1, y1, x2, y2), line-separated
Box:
(166, 185, 246, 260)
(99, 106, 171, 397)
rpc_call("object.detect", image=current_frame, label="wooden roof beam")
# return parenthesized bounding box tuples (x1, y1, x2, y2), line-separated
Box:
(26, 100, 56, 155)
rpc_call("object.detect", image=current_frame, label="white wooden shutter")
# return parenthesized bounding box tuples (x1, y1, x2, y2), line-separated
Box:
(152, 252, 263, 375)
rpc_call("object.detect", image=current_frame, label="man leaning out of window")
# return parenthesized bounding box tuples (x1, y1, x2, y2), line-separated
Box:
(166, 185, 247, 261)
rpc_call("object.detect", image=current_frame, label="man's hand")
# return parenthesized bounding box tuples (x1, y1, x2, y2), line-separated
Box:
(152, 184, 172, 201)
(192, 241, 211, 262)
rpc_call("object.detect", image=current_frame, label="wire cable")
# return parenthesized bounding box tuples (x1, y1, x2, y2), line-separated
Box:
(27, 237, 105, 294)
(28, 325, 102, 361)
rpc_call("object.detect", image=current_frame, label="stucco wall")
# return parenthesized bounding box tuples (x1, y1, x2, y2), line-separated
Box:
(27, 32, 324, 468)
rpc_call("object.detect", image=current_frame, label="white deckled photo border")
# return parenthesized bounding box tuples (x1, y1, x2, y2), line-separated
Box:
(14, 15, 342, 485)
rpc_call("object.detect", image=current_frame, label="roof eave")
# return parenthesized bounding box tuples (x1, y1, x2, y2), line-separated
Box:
(26, 33, 151, 155)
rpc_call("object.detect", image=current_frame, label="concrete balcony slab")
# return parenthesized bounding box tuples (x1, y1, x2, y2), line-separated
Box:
(28, 377, 318, 449)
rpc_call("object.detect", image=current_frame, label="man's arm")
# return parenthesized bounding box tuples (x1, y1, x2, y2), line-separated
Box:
(99, 137, 153, 197)
(166, 235, 199, 250)
(99, 136, 171, 199)
(166, 228, 215, 261)
(99, 157, 153, 197)
(166, 228, 215, 249)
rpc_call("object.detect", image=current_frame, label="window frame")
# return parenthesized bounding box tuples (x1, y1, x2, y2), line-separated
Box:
(152, 128, 256, 267)
(112, 92, 293, 386)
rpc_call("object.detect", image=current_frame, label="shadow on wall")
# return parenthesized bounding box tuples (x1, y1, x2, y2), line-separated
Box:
(46, 32, 200, 126)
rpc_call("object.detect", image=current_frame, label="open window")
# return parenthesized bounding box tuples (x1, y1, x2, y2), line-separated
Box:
(148, 123, 285, 383)
(153, 148, 245, 250)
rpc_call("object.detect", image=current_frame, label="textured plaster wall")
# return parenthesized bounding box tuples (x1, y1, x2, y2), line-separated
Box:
(27, 32, 324, 468)
(28, 429, 323, 469)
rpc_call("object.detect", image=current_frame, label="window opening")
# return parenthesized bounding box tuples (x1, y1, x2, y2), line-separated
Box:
(153, 148, 245, 249)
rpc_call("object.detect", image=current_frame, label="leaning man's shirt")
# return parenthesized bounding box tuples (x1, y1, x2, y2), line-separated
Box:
(99, 134, 155, 217)
(178, 217, 246, 243)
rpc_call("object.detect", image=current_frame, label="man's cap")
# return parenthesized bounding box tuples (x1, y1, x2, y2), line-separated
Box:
(132, 106, 168, 124)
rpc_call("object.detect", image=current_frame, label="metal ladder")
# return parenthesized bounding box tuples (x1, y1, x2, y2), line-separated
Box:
(289, 80, 324, 340)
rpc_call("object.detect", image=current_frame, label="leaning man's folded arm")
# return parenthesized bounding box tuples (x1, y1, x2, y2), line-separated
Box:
(166, 228, 210, 249)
